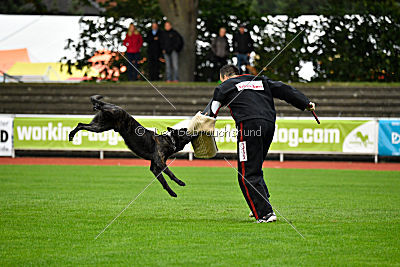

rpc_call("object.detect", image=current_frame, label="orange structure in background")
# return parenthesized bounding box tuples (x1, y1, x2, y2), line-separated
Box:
(88, 50, 123, 81)
(88, 50, 146, 81)
(1, 48, 147, 81)
(0, 48, 30, 74)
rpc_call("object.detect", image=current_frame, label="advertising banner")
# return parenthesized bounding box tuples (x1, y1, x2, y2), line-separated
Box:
(214, 119, 377, 153)
(13, 116, 183, 151)
(13, 116, 378, 155)
(378, 120, 400, 156)
(0, 116, 13, 156)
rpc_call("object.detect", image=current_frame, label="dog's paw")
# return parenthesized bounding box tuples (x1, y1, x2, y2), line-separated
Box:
(169, 191, 177, 197)
(177, 180, 186, 186)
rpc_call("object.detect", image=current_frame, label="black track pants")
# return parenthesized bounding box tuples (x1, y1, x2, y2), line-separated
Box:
(237, 118, 275, 219)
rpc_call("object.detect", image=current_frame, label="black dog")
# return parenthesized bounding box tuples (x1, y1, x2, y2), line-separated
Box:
(69, 95, 194, 197)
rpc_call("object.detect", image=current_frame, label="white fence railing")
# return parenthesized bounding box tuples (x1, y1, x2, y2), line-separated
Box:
(1, 114, 400, 162)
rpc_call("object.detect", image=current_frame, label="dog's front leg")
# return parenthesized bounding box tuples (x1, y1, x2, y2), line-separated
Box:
(163, 167, 186, 186)
(69, 123, 87, 141)
(150, 161, 177, 197)
(69, 121, 111, 141)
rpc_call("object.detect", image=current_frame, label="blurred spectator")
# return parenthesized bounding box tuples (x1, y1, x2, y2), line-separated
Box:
(123, 23, 143, 81)
(233, 24, 253, 74)
(160, 21, 183, 82)
(146, 22, 162, 81)
(211, 27, 230, 80)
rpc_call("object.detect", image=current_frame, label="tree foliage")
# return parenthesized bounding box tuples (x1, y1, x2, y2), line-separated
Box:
(6, 0, 399, 82)
(252, 0, 400, 15)
(60, 0, 162, 80)
(196, 0, 266, 80)
(0, 0, 47, 14)
(253, 13, 400, 82)
(308, 14, 400, 81)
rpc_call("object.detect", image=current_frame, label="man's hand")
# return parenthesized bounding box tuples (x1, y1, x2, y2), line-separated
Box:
(307, 102, 320, 124)
(306, 102, 316, 111)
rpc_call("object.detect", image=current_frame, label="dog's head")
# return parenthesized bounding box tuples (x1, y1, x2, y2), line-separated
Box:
(167, 127, 196, 151)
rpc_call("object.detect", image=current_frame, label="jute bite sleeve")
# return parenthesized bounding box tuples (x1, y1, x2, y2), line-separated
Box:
(187, 111, 218, 158)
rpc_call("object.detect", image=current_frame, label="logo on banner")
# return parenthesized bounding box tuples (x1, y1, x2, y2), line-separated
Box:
(1, 130, 8, 142)
(343, 121, 376, 153)
(356, 131, 370, 147)
(235, 80, 264, 91)
(379, 120, 400, 156)
(392, 132, 400, 145)
(0, 117, 13, 156)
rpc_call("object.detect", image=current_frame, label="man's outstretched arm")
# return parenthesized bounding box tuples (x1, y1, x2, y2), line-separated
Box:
(266, 78, 315, 111)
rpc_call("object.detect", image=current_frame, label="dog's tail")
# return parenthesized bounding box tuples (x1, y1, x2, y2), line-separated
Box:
(90, 95, 105, 111)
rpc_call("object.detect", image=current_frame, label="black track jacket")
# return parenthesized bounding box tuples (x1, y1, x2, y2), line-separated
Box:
(212, 74, 310, 123)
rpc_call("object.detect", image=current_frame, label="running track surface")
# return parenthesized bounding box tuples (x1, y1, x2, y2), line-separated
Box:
(0, 157, 399, 171)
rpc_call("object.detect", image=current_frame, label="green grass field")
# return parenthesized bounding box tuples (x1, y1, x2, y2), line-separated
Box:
(1, 165, 399, 266)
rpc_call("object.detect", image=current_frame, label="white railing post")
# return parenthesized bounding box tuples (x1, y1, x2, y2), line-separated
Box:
(374, 119, 380, 164)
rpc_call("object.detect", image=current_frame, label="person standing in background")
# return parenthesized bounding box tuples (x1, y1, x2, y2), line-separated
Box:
(146, 22, 162, 81)
(233, 24, 254, 74)
(211, 27, 230, 81)
(160, 21, 183, 82)
(123, 23, 143, 81)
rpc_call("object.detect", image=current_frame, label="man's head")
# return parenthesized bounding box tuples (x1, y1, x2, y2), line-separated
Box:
(219, 64, 240, 82)
(219, 27, 226, 37)
(239, 24, 245, 34)
(164, 21, 172, 31)
(151, 22, 158, 30)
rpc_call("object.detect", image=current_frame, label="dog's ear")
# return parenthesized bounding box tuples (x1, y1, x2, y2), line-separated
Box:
(167, 127, 174, 132)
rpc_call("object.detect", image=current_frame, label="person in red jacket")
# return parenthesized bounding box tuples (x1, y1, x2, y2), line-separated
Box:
(123, 23, 143, 81)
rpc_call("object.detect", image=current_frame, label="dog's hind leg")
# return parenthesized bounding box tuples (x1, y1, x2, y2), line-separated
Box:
(163, 167, 186, 186)
(150, 161, 177, 197)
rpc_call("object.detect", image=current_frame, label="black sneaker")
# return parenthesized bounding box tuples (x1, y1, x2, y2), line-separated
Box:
(256, 212, 277, 223)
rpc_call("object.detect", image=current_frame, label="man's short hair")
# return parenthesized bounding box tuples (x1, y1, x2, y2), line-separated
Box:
(220, 65, 240, 78)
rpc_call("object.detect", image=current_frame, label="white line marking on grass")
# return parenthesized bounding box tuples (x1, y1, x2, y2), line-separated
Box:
(94, 158, 177, 240)
(224, 157, 306, 239)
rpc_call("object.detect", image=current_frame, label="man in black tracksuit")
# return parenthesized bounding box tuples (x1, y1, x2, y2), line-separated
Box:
(233, 25, 254, 74)
(146, 22, 162, 81)
(160, 21, 183, 82)
(203, 65, 315, 223)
